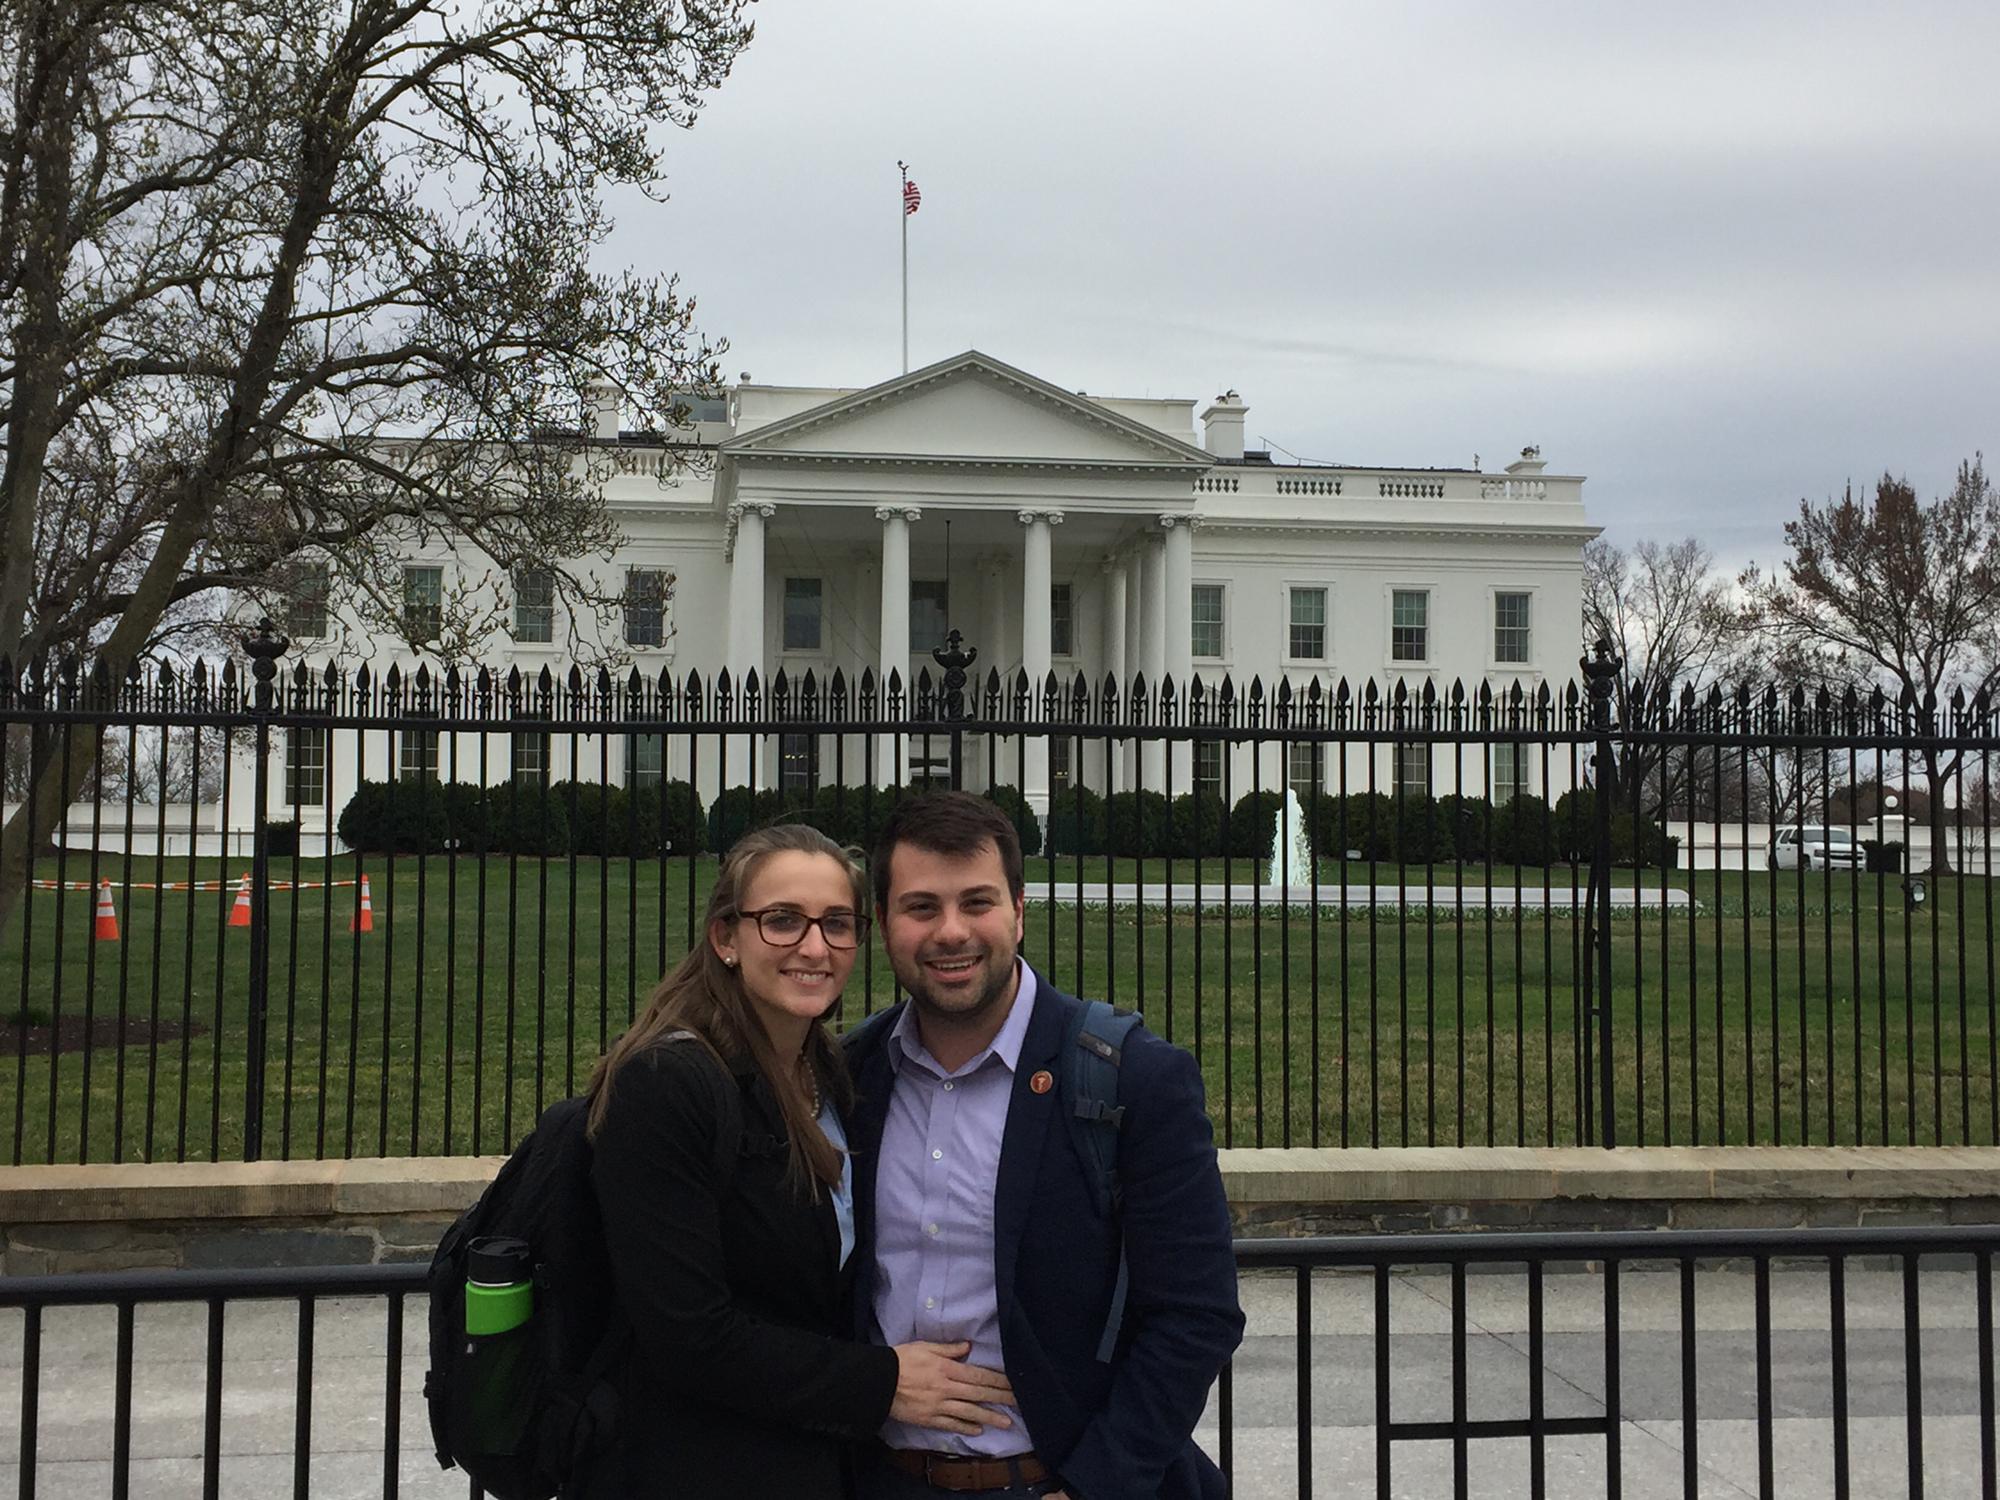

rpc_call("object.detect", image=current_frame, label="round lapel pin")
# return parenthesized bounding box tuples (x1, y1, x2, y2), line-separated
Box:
(1029, 1069, 1054, 1095)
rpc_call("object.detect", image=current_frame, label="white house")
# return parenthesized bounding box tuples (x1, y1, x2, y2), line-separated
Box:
(266, 350, 1597, 840)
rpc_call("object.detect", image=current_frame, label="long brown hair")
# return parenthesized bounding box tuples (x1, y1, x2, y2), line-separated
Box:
(586, 822, 863, 1195)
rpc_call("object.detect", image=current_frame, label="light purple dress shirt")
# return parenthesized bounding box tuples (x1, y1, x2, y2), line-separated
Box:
(873, 962, 1038, 1456)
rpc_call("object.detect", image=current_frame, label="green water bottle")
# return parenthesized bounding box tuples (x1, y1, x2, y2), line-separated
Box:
(464, 1236, 534, 1336)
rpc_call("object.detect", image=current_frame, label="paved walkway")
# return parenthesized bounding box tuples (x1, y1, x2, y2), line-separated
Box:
(0, 1264, 1987, 1497)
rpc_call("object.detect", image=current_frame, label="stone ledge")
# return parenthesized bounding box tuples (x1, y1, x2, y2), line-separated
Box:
(1216, 1146, 2000, 1206)
(6, 1148, 2000, 1275)
(0, 1156, 504, 1224)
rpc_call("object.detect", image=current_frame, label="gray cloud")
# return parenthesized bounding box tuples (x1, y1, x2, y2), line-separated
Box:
(605, 0, 1999, 571)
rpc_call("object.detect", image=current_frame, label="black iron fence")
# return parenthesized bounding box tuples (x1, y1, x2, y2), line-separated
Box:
(3, 633, 1999, 1161)
(3, 1225, 1995, 1499)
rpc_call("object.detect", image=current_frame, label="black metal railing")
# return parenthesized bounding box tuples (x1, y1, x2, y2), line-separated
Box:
(4, 1225, 1995, 1499)
(4, 633, 1998, 1160)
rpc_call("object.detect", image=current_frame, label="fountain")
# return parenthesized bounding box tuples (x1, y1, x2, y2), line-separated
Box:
(1266, 787, 1316, 889)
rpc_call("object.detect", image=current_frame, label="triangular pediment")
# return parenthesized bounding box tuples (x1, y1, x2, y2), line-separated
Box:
(721, 352, 1210, 469)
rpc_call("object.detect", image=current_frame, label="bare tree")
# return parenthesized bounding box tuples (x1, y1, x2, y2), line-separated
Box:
(1740, 457, 2000, 871)
(0, 0, 751, 933)
(1583, 536, 1741, 819)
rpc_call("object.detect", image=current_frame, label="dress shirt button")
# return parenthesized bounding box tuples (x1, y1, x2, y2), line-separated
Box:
(931, 1148, 943, 1160)
(925, 1297, 936, 1310)
(927, 1223, 940, 1236)
(942, 1081, 954, 1092)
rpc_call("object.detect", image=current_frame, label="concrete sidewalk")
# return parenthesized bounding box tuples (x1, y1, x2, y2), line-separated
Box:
(1, 1264, 1990, 1497)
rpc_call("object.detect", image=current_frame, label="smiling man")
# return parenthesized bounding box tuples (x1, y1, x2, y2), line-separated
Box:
(844, 791, 1243, 1500)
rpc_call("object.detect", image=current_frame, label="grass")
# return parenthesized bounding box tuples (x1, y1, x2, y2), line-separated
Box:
(1, 849, 1994, 1162)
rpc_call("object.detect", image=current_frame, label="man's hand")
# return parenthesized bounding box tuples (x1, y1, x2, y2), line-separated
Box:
(888, 1340, 1017, 1436)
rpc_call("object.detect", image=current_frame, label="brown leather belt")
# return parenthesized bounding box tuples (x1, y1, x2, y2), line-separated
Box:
(881, 1447, 1051, 1491)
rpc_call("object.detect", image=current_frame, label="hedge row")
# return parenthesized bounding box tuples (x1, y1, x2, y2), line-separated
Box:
(704, 784, 1043, 859)
(336, 778, 705, 856)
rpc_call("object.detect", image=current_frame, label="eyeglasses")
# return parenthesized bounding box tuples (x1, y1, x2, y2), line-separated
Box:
(735, 907, 869, 950)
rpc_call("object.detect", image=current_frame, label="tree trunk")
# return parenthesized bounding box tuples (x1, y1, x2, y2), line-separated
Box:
(1925, 756, 1955, 875)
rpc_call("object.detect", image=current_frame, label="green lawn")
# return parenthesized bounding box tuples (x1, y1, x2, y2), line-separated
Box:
(2, 851, 1993, 1161)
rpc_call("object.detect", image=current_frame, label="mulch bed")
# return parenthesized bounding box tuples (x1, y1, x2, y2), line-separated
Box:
(0, 1013, 207, 1057)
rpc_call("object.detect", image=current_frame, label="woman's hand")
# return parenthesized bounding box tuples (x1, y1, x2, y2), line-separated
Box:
(888, 1341, 1017, 1435)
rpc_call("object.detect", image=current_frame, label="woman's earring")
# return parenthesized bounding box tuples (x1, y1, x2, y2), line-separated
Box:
(722, 954, 737, 968)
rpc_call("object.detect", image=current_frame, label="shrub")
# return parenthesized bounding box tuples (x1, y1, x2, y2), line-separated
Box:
(1168, 791, 1226, 860)
(1493, 794, 1555, 866)
(264, 819, 300, 858)
(1554, 788, 1594, 864)
(1227, 789, 1286, 861)
(335, 779, 450, 853)
(1104, 790, 1171, 858)
(708, 786, 798, 857)
(480, 781, 573, 855)
(1437, 794, 1493, 862)
(1392, 793, 1455, 865)
(1338, 791, 1398, 864)
(983, 785, 1044, 859)
(1046, 785, 1106, 857)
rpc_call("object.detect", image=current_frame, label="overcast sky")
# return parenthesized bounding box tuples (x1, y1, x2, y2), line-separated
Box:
(604, 0, 1999, 573)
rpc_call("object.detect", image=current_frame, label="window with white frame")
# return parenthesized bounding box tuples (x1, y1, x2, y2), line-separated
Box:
(1051, 583, 1074, 657)
(1289, 587, 1327, 661)
(1393, 741, 1431, 798)
(1191, 584, 1225, 659)
(910, 579, 949, 653)
(779, 733, 819, 794)
(624, 569, 669, 648)
(1287, 741, 1322, 801)
(514, 568, 554, 643)
(1391, 589, 1429, 663)
(1494, 591, 1532, 664)
(630, 733, 663, 792)
(1490, 741, 1528, 805)
(278, 561, 330, 640)
(1195, 740, 1223, 798)
(285, 727, 327, 806)
(397, 722, 440, 784)
(512, 716, 551, 785)
(403, 566, 443, 643)
(783, 577, 822, 652)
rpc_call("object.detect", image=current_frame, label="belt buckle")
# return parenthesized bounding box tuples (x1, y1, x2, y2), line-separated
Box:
(922, 1450, 951, 1489)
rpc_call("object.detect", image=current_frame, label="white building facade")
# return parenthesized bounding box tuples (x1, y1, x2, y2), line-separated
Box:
(272, 351, 1597, 839)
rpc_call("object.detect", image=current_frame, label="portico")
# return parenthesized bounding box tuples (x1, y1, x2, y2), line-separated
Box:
(716, 351, 1213, 814)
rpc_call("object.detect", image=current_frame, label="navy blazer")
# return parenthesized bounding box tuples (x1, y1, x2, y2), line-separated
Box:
(844, 971, 1244, 1500)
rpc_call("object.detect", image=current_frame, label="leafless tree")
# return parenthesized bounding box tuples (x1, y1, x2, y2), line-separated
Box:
(1740, 457, 2000, 871)
(0, 0, 751, 933)
(1583, 536, 1742, 821)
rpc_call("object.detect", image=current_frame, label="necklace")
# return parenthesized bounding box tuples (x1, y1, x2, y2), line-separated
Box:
(800, 1055, 822, 1117)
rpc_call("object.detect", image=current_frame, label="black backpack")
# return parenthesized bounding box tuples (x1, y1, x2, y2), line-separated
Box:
(423, 1034, 741, 1499)
(422, 1094, 625, 1500)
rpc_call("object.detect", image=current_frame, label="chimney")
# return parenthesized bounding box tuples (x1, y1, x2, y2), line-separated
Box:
(1506, 445, 1547, 475)
(1200, 391, 1247, 462)
(589, 379, 621, 441)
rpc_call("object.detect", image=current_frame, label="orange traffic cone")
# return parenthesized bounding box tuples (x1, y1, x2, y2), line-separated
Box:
(229, 873, 252, 928)
(350, 874, 374, 934)
(93, 881, 119, 942)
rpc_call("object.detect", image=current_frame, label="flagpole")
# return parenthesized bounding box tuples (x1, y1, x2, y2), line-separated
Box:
(898, 161, 910, 375)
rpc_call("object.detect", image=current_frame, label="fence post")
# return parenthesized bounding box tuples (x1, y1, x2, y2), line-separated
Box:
(242, 620, 288, 1162)
(934, 629, 977, 793)
(1582, 638, 1623, 1149)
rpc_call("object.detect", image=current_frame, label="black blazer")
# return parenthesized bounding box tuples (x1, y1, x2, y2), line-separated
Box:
(576, 1039, 899, 1499)
(845, 974, 1244, 1500)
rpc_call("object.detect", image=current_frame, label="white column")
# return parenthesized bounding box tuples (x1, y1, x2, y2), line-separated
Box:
(1140, 531, 1168, 791)
(726, 502, 773, 680)
(1019, 509, 1061, 819)
(876, 505, 919, 786)
(1102, 556, 1128, 794)
(1162, 514, 1197, 792)
(726, 501, 773, 788)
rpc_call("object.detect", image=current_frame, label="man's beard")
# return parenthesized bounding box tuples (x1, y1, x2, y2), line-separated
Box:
(894, 948, 1017, 1030)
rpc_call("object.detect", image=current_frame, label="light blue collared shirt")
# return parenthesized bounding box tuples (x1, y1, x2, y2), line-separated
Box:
(872, 962, 1038, 1455)
(818, 1094, 855, 1270)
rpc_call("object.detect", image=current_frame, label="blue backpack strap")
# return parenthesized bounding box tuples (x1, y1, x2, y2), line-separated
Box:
(1062, 999, 1143, 1363)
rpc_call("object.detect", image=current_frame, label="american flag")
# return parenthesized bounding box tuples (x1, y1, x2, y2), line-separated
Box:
(903, 177, 921, 216)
